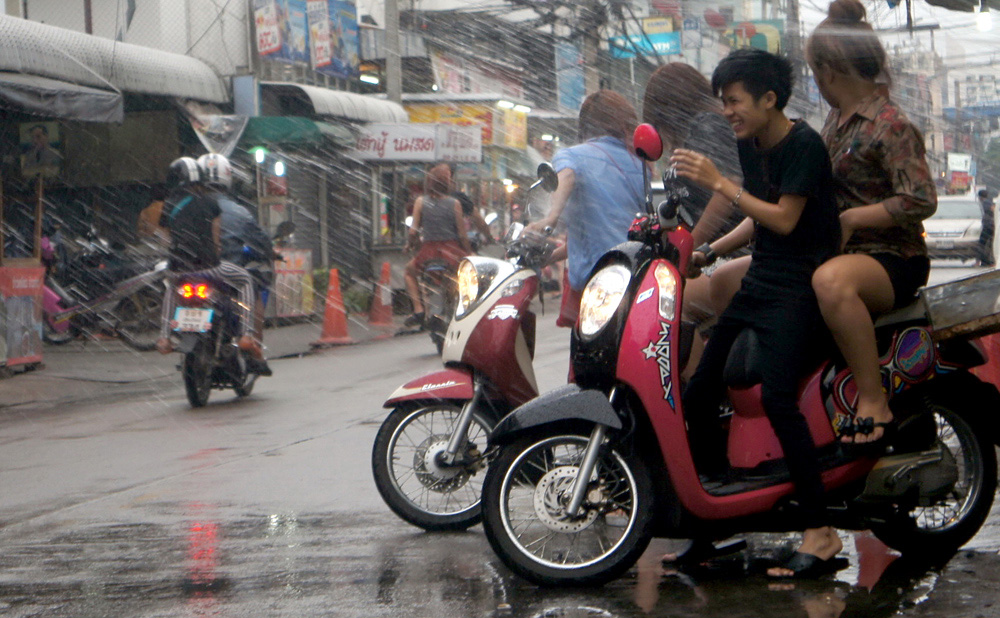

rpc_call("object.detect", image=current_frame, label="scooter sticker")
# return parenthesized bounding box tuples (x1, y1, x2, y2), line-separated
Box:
(420, 380, 458, 391)
(642, 322, 675, 409)
(636, 288, 654, 304)
(488, 304, 519, 320)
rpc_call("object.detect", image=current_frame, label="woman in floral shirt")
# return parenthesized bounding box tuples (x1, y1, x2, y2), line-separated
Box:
(806, 0, 937, 450)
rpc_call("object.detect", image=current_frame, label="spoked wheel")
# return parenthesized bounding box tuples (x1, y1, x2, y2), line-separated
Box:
(116, 289, 162, 352)
(372, 403, 493, 531)
(182, 342, 213, 408)
(481, 430, 654, 587)
(872, 402, 997, 556)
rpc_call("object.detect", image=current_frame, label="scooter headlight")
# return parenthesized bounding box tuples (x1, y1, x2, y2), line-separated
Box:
(654, 262, 678, 321)
(579, 264, 631, 339)
(456, 259, 479, 316)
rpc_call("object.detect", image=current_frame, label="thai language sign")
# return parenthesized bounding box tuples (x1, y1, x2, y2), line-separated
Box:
(352, 124, 482, 162)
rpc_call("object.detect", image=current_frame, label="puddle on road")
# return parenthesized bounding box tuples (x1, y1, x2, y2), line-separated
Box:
(0, 511, 998, 617)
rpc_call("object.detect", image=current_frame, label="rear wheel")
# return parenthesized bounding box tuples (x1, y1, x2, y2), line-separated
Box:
(481, 430, 654, 586)
(372, 403, 493, 531)
(183, 341, 213, 408)
(871, 402, 996, 556)
(43, 318, 74, 345)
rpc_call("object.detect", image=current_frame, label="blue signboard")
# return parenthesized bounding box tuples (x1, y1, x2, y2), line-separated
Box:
(272, 0, 310, 64)
(608, 31, 681, 59)
(556, 41, 585, 114)
(317, 1, 360, 79)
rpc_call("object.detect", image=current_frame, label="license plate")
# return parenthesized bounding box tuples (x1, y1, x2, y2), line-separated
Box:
(173, 308, 213, 332)
(938, 240, 955, 249)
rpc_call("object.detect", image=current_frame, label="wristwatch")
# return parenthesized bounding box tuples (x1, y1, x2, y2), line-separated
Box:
(696, 242, 717, 266)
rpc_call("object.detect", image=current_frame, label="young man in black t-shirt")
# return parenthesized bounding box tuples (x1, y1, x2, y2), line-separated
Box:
(670, 49, 842, 579)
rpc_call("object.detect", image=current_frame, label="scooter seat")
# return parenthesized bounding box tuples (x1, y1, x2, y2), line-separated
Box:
(723, 329, 764, 389)
(872, 298, 926, 330)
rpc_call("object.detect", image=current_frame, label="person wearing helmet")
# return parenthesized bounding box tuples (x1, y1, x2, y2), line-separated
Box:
(197, 153, 274, 376)
(157, 156, 263, 366)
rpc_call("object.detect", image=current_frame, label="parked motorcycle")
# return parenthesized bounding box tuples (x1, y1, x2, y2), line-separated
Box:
(479, 124, 1000, 586)
(372, 163, 560, 531)
(169, 274, 260, 408)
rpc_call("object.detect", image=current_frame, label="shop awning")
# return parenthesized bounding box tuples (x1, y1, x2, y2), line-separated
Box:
(0, 15, 228, 109)
(0, 71, 123, 123)
(237, 116, 356, 148)
(260, 82, 409, 124)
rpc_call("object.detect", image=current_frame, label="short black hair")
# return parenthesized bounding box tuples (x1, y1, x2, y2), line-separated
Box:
(711, 48, 794, 110)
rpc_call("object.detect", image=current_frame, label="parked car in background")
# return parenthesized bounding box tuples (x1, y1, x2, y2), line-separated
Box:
(924, 195, 988, 261)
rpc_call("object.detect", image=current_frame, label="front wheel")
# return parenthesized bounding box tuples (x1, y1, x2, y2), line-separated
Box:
(372, 403, 493, 531)
(871, 402, 997, 556)
(481, 430, 654, 587)
(183, 341, 213, 408)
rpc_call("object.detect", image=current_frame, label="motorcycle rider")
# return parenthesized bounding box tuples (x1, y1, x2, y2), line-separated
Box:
(670, 49, 843, 578)
(402, 162, 472, 328)
(156, 157, 261, 363)
(197, 153, 274, 376)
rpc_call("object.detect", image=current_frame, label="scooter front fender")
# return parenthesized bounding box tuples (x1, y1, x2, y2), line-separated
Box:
(384, 367, 475, 407)
(488, 384, 622, 446)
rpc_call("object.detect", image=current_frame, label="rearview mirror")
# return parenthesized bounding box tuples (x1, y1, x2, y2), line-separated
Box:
(633, 123, 663, 162)
(536, 163, 558, 193)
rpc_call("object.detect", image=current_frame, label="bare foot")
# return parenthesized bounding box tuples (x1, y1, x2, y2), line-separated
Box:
(841, 394, 893, 444)
(767, 527, 843, 578)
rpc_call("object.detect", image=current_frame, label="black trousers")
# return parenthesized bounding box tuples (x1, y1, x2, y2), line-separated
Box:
(683, 273, 829, 529)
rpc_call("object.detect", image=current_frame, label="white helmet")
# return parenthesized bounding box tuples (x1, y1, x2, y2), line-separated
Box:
(166, 157, 201, 189)
(197, 153, 233, 191)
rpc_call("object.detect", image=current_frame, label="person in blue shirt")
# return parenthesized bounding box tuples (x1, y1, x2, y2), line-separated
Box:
(526, 90, 646, 325)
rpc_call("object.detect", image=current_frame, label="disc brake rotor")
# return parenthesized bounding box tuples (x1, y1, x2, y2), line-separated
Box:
(413, 437, 471, 492)
(533, 467, 599, 533)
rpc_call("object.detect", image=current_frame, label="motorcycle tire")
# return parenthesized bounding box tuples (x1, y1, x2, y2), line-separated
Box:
(481, 429, 655, 587)
(43, 319, 74, 345)
(116, 289, 162, 352)
(871, 400, 997, 558)
(372, 403, 493, 531)
(183, 342, 213, 408)
(234, 370, 256, 397)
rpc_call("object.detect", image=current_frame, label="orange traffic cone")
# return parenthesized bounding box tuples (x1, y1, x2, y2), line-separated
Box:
(312, 268, 354, 347)
(369, 262, 393, 329)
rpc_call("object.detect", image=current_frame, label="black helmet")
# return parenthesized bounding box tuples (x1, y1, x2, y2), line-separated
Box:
(166, 157, 201, 189)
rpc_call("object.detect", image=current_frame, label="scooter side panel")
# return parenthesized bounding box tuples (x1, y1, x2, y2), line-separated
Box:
(384, 368, 475, 407)
(727, 371, 838, 469)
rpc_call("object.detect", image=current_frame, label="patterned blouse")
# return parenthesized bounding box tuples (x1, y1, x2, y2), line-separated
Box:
(821, 93, 937, 259)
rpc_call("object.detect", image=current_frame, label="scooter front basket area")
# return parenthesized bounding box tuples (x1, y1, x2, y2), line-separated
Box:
(921, 269, 1000, 341)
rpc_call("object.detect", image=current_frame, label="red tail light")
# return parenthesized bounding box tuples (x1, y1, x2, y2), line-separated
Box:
(179, 283, 212, 300)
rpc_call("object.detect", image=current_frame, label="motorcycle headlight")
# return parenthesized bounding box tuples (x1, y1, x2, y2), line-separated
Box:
(456, 259, 480, 316)
(654, 262, 678, 321)
(579, 264, 631, 338)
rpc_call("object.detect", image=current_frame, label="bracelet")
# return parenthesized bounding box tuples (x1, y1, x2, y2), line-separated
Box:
(696, 242, 717, 266)
(731, 187, 744, 209)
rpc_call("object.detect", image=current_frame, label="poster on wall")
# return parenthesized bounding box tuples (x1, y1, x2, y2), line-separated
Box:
(307, 0, 333, 70)
(316, 1, 360, 79)
(272, 0, 310, 64)
(273, 249, 314, 318)
(19, 122, 62, 179)
(254, 0, 282, 55)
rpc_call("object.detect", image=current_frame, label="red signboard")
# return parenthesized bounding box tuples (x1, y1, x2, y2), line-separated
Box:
(0, 266, 45, 366)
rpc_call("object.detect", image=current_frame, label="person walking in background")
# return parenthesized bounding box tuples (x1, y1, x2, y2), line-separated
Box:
(806, 0, 937, 448)
(525, 90, 645, 327)
(402, 163, 472, 328)
(978, 188, 995, 267)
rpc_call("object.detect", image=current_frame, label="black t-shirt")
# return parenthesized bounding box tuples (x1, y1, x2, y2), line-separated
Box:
(738, 120, 840, 285)
(160, 189, 222, 271)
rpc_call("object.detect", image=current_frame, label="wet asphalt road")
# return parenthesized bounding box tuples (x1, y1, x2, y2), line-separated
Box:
(0, 262, 999, 617)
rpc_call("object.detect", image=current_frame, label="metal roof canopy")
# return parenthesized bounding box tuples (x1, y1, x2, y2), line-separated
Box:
(0, 71, 123, 123)
(260, 82, 408, 124)
(0, 15, 227, 105)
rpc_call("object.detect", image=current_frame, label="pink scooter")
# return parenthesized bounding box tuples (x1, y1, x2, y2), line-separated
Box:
(371, 163, 559, 531)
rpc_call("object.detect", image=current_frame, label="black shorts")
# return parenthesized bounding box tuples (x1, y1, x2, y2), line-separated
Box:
(868, 252, 930, 309)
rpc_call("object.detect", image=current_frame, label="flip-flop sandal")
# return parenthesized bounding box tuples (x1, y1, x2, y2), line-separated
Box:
(840, 416, 898, 450)
(767, 552, 849, 579)
(663, 538, 748, 567)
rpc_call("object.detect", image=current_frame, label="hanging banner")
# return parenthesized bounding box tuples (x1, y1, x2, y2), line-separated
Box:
(307, 0, 333, 69)
(555, 41, 585, 114)
(608, 31, 681, 58)
(254, 0, 282, 55)
(272, 0, 310, 64)
(0, 266, 45, 367)
(317, 1, 360, 79)
(351, 124, 482, 162)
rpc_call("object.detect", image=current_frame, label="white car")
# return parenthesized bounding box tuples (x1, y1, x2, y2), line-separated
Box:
(923, 195, 988, 261)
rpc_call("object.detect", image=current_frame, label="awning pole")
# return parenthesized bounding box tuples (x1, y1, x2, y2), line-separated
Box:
(0, 173, 5, 266)
(34, 175, 44, 261)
